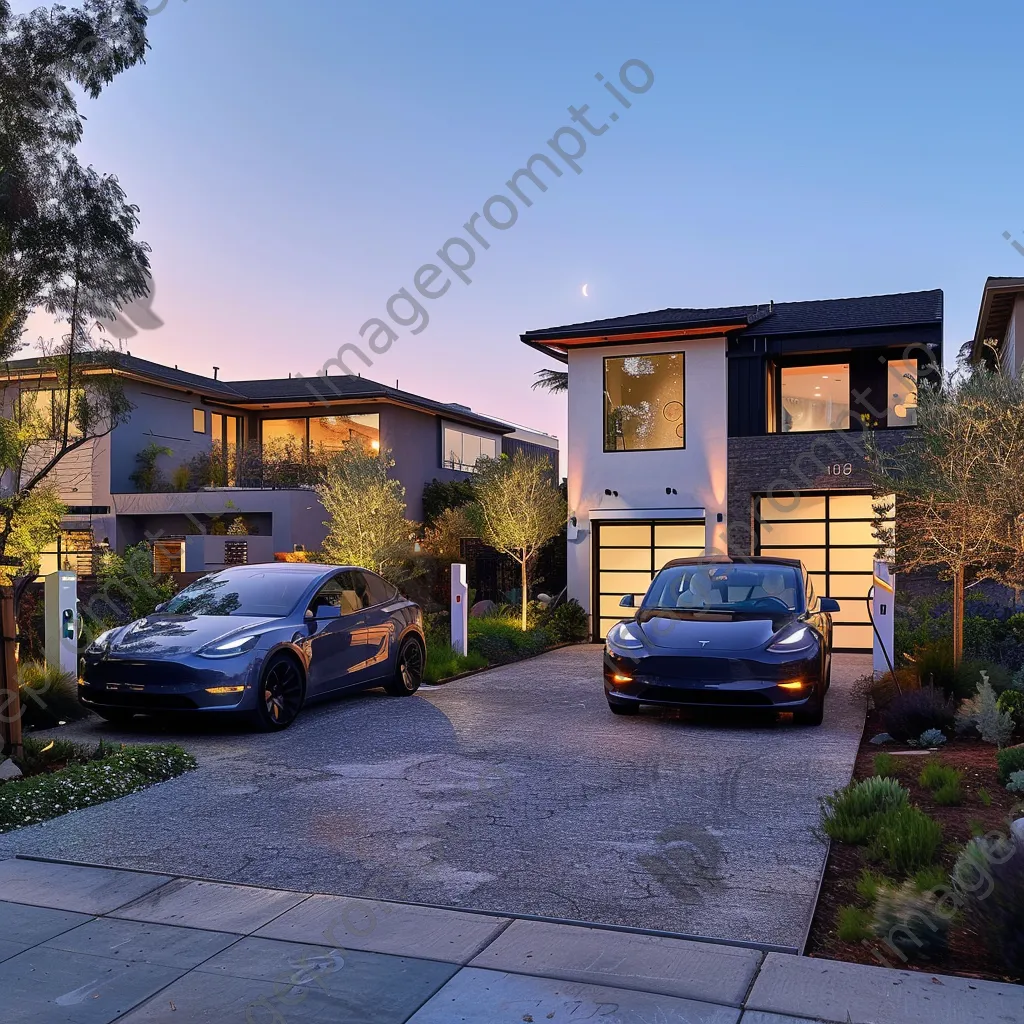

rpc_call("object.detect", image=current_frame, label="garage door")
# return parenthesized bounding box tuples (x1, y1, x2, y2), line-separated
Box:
(756, 492, 893, 651)
(594, 519, 706, 639)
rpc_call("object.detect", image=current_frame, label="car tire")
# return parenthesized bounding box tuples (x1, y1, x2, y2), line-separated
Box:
(253, 653, 305, 731)
(793, 692, 825, 726)
(384, 636, 424, 696)
(607, 700, 639, 716)
(92, 708, 137, 726)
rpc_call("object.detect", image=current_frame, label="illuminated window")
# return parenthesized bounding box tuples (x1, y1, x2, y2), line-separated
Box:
(309, 414, 380, 451)
(442, 425, 498, 471)
(779, 364, 850, 433)
(887, 359, 918, 426)
(261, 418, 307, 448)
(193, 409, 206, 433)
(19, 388, 84, 439)
(603, 352, 684, 452)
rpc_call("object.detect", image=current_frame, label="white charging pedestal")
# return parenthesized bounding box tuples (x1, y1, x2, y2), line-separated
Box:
(872, 559, 895, 677)
(451, 563, 468, 656)
(45, 570, 78, 676)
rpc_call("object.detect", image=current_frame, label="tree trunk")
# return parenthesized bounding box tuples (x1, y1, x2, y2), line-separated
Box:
(521, 551, 528, 632)
(952, 565, 965, 667)
(0, 587, 22, 758)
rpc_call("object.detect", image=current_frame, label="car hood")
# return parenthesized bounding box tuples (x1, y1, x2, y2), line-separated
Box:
(636, 610, 797, 652)
(107, 614, 275, 660)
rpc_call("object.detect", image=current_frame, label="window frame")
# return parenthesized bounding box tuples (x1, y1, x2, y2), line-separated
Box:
(602, 351, 686, 454)
(440, 422, 499, 472)
(775, 360, 852, 435)
(193, 409, 206, 434)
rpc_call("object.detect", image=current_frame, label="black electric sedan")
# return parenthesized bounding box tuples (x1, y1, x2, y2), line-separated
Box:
(604, 556, 839, 725)
(80, 563, 425, 730)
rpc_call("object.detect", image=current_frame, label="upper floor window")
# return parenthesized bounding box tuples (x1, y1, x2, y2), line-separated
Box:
(779, 364, 850, 433)
(443, 424, 497, 471)
(603, 352, 684, 452)
(193, 409, 206, 433)
(19, 388, 84, 439)
(887, 359, 918, 426)
(260, 413, 380, 453)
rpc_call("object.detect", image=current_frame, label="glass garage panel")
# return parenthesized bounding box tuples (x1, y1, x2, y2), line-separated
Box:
(833, 623, 874, 649)
(828, 520, 878, 546)
(599, 548, 653, 571)
(829, 547, 876, 573)
(832, 601, 871, 624)
(600, 571, 654, 595)
(655, 547, 706, 568)
(760, 547, 826, 572)
(654, 523, 705, 547)
(759, 495, 826, 521)
(829, 494, 882, 520)
(759, 521, 826, 547)
(600, 594, 634, 617)
(827, 573, 877, 599)
(599, 523, 653, 546)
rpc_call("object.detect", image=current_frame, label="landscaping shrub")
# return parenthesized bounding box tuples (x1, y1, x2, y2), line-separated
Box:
(1007, 771, 1024, 794)
(954, 835, 1024, 977)
(423, 637, 487, 684)
(913, 865, 949, 892)
(918, 728, 946, 748)
(997, 690, 1024, 732)
(873, 753, 899, 778)
(0, 744, 196, 833)
(918, 760, 960, 792)
(821, 777, 909, 844)
(996, 746, 1024, 785)
(977, 787, 993, 807)
(542, 599, 589, 644)
(957, 679, 1015, 746)
(868, 806, 944, 875)
(11, 736, 92, 776)
(882, 688, 957, 743)
(17, 662, 88, 730)
(468, 617, 551, 665)
(933, 780, 963, 806)
(855, 868, 887, 903)
(836, 905, 872, 943)
(871, 881, 951, 963)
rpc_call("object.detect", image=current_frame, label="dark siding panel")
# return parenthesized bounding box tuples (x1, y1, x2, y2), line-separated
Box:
(728, 355, 767, 437)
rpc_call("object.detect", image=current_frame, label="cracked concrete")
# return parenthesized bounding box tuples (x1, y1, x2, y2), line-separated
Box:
(0, 646, 868, 948)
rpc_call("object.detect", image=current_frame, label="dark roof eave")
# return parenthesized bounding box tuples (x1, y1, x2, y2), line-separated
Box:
(521, 314, 756, 343)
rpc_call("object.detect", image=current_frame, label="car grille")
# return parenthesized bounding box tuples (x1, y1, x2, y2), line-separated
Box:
(636, 684, 775, 707)
(88, 659, 195, 687)
(83, 691, 198, 711)
(639, 656, 785, 682)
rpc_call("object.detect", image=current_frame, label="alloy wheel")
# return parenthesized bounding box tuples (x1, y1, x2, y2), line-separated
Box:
(262, 658, 303, 726)
(399, 640, 424, 690)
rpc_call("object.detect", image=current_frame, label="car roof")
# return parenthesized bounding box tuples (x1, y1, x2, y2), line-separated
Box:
(209, 563, 375, 577)
(660, 555, 804, 570)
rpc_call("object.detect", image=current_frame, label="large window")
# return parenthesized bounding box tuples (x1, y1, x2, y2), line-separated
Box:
(779, 364, 850, 433)
(603, 352, 684, 452)
(887, 359, 918, 426)
(442, 424, 498, 471)
(19, 388, 84, 439)
(260, 414, 380, 453)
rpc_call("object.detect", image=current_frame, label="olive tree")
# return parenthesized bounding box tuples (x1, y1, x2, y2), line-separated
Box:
(471, 452, 566, 630)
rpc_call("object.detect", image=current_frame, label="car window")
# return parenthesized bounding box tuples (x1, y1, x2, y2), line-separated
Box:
(360, 571, 396, 606)
(643, 564, 803, 612)
(165, 569, 312, 617)
(309, 572, 363, 616)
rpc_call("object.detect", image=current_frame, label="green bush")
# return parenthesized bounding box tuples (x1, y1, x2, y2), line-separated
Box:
(0, 743, 196, 833)
(12, 736, 92, 776)
(977, 787, 993, 807)
(836, 905, 872, 943)
(855, 868, 888, 903)
(913, 865, 949, 892)
(868, 806, 943, 875)
(871, 881, 951, 962)
(543, 599, 589, 643)
(996, 746, 1024, 785)
(918, 760, 960, 792)
(910, 640, 1010, 701)
(997, 690, 1024, 731)
(468, 617, 551, 665)
(17, 662, 88, 730)
(423, 637, 488, 684)
(933, 780, 963, 806)
(821, 777, 909, 844)
(873, 753, 899, 778)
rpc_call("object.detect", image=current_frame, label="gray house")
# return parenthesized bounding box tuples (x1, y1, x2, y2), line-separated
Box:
(1, 353, 557, 575)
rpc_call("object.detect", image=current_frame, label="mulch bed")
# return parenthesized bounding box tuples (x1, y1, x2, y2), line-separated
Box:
(804, 705, 1023, 982)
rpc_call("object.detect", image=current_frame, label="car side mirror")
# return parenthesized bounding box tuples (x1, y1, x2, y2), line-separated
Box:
(819, 597, 841, 613)
(154, 602, 167, 613)
(313, 605, 342, 620)
(619, 594, 635, 608)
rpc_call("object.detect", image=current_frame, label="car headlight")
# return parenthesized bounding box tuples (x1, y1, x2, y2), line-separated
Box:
(198, 634, 260, 659)
(767, 625, 816, 653)
(86, 628, 116, 655)
(606, 621, 645, 652)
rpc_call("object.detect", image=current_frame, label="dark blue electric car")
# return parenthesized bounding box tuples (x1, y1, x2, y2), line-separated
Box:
(604, 556, 839, 725)
(80, 563, 425, 730)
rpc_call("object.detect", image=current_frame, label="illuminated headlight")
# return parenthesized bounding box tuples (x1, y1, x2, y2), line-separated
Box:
(85, 629, 116, 655)
(198, 634, 260, 659)
(606, 621, 645, 652)
(767, 626, 816, 653)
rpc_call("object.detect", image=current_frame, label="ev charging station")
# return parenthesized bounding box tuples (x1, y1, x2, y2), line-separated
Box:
(450, 563, 468, 656)
(45, 570, 78, 676)
(871, 559, 895, 677)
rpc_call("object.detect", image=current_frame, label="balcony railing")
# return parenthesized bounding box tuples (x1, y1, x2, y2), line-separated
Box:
(152, 440, 334, 493)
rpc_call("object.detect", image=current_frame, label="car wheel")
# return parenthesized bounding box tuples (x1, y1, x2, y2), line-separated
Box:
(793, 693, 825, 726)
(254, 653, 305, 730)
(607, 700, 639, 716)
(385, 636, 424, 696)
(92, 708, 137, 726)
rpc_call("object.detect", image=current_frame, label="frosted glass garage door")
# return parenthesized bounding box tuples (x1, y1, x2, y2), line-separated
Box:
(594, 519, 705, 639)
(757, 493, 893, 651)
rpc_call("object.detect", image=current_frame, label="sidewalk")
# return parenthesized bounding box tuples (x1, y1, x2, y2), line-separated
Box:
(0, 856, 1020, 1024)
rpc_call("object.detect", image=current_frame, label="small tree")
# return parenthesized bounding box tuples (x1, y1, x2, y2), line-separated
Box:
(316, 441, 419, 584)
(471, 452, 566, 630)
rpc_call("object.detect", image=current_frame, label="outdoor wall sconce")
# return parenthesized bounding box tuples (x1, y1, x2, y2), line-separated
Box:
(604, 488, 619, 497)
(665, 487, 677, 495)
(717, 512, 724, 523)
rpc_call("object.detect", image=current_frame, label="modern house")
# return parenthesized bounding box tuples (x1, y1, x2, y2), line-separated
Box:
(0, 353, 557, 575)
(970, 276, 1024, 374)
(523, 289, 943, 650)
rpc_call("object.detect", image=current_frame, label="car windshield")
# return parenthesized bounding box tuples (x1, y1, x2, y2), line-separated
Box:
(163, 569, 312, 617)
(643, 563, 803, 613)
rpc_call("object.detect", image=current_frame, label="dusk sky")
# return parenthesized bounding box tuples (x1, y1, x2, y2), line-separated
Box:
(19, 0, 1024, 458)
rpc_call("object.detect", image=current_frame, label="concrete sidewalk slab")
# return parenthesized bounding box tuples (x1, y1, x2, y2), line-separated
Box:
(404, 966, 743, 1023)
(42, 917, 241, 970)
(0, 858, 169, 914)
(0, 937, 27, 963)
(255, 892, 509, 964)
(469, 918, 763, 1005)
(747, 952, 1024, 1024)
(0, 900, 93, 947)
(0, 946, 182, 1024)
(111, 877, 308, 934)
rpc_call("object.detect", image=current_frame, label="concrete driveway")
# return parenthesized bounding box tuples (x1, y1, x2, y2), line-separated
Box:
(0, 646, 868, 949)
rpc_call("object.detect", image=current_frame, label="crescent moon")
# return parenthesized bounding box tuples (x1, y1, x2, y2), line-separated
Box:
(582, 283, 589, 297)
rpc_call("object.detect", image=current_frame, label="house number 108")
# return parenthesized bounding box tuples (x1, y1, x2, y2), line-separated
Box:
(827, 463, 853, 476)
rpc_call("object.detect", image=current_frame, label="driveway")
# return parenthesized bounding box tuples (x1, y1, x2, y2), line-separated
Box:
(0, 646, 869, 949)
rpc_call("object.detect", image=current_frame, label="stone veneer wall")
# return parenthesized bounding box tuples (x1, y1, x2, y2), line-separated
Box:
(726, 430, 907, 555)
